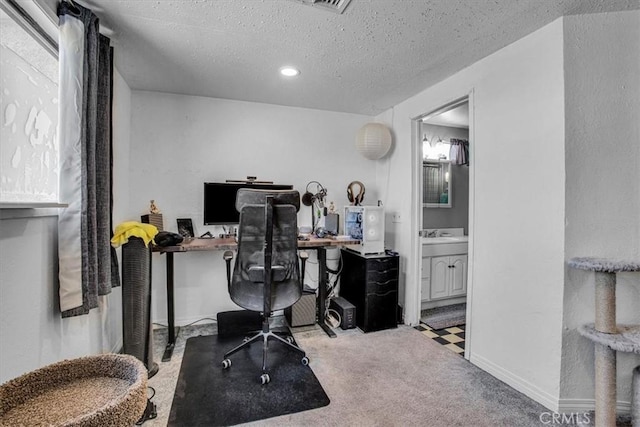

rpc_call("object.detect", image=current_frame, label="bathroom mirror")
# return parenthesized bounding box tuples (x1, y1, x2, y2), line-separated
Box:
(423, 161, 451, 208)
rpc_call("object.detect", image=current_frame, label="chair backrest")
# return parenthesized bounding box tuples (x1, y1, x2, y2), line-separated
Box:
(229, 189, 302, 313)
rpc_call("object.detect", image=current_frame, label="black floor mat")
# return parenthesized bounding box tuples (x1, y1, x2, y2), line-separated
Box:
(168, 334, 330, 426)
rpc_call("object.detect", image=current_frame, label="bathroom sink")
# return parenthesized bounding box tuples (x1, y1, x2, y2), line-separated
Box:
(422, 236, 469, 245)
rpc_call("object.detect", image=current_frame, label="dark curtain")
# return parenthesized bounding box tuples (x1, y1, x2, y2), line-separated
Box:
(59, 1, 119, 318)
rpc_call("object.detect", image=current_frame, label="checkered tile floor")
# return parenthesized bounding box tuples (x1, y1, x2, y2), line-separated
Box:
(414, 323, 465, 356)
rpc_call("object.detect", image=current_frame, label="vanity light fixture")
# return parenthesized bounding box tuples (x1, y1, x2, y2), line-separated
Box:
(279, 66, 300, 77)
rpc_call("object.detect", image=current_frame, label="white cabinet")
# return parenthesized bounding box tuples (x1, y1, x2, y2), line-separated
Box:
(422, 254, 467, 301)
(430, 256, 450, 299)
(421, 239, 468, 303)
(420, 257, 431, 302)
(430, 255, 467, 300)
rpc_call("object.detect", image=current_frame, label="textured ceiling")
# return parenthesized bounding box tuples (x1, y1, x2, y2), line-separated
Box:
(81, 0, 639, 115)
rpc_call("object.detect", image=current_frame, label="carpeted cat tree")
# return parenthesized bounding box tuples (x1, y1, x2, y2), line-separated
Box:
(0, 354, 147, 426)
(569, 257, 640, 427)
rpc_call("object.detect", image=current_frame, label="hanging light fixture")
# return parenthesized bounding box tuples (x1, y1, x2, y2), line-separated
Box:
(355, 123, 393, 160)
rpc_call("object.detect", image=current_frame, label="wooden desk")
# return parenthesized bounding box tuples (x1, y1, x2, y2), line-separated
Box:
(153, 236, 359, 361)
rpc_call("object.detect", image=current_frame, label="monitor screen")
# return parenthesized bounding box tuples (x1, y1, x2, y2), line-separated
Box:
(203, 182, 294, 225)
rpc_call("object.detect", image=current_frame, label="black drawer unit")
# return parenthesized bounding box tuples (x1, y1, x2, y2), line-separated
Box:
(340, 249, 399, 333)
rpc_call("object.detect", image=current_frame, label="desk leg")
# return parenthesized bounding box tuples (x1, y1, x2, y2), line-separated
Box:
(317, 247, 336, 338)
(162, 252, 179, 361)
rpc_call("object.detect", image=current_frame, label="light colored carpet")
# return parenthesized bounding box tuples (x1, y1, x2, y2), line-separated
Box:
(144, 321, 553, 426)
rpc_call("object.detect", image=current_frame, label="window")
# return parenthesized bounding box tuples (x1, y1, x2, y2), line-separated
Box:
(0, 3, 59, 204)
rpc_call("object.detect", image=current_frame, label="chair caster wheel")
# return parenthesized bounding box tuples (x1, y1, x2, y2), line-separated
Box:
(301, 356, 309, 366)
(260, 373, 270, 384)
(222, 359, 231, 369)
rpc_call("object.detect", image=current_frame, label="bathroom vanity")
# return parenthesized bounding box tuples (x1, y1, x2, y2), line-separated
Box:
(421, 228, 468, 306)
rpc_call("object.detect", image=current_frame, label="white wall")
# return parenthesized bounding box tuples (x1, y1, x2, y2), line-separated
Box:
(128, 92, 375, 325)
(561, 10, 640, 411)
(0, 69, 131, 383)
(381, 9, 640, 413)
(378, 18, 567, 409)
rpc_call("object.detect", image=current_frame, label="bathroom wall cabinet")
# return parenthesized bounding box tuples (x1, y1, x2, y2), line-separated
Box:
(423, 161, 452, 208)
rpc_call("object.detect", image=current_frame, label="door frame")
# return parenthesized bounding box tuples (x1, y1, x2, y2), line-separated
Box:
(410, 90, 475, 360)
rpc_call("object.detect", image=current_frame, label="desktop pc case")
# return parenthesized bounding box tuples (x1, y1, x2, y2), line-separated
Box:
(344, 206, 385, 255)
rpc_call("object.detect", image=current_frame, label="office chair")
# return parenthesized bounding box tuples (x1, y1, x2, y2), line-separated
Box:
(221, 189, 309, 384)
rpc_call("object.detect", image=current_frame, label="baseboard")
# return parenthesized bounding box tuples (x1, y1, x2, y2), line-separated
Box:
(470, 352, 559, 411)
(421, 296, 466, 311)
(557, 398, 631, 415)
(470, 354, 634, 415)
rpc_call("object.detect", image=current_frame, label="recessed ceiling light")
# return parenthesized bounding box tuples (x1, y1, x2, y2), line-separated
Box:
(279, 66, 300, 77)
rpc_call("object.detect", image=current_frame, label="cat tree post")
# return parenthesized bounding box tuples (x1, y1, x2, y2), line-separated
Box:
(569, 257, 640, 427)
(594, 271, 617, 333)
(594, 270, 618, 426)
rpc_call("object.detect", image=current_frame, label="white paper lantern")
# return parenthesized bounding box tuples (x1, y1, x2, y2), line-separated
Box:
(356, 123, 392, 160)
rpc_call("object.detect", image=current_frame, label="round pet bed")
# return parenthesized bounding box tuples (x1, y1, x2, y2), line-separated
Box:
(1, 354, 147, 426)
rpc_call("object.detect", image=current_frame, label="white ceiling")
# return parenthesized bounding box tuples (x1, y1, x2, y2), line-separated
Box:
(79, 0, 639, 116)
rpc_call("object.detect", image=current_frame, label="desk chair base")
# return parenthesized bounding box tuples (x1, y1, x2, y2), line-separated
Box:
(221, 317, 308, 384)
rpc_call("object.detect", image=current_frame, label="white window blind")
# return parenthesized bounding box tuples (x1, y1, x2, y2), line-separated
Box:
(0, 5, 59, 204)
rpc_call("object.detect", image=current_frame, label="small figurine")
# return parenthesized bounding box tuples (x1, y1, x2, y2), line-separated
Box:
(149, 200, 160, 214)
(328, 201, 335, 214)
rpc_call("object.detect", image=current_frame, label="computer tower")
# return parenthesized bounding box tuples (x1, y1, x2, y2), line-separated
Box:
(330, 296, 356, 330)
(344, 206, 385, 255)
(285, 290, 316, 327)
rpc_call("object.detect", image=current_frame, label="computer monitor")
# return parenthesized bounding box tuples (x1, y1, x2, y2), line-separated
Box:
(203, 182, 294, 225)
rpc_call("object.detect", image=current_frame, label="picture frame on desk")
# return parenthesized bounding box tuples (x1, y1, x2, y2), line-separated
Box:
(176, 218, 194, 238)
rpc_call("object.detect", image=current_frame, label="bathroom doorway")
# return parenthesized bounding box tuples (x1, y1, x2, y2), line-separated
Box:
(412, 95, 473, 359)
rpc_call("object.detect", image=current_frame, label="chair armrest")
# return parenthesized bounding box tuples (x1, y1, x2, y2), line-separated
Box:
(223, 251, 233, 291)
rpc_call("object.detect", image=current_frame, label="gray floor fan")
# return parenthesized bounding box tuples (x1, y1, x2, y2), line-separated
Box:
(122, 237, 158, 378)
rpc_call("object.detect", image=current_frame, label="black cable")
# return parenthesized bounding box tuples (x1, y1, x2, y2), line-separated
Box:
(136, 386, 157, 425)
(182, 317, 218, 327)
(153, 317, 217, 330)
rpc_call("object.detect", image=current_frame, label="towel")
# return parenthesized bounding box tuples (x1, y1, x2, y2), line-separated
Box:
(111, 221, 159, 248)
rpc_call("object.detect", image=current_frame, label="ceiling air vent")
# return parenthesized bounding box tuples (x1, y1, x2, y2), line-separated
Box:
(294, 0, 353, 14)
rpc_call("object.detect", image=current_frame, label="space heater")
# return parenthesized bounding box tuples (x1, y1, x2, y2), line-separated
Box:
(344, 206, 385, 255)
(121, 237, 158, 378)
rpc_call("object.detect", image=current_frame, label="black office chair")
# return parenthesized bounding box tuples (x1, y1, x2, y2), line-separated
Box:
(221, 189, 309, 384)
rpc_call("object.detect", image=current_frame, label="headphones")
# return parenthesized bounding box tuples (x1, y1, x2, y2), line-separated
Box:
(347, 181, 365, 206)
(302, 181, 327, 207)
